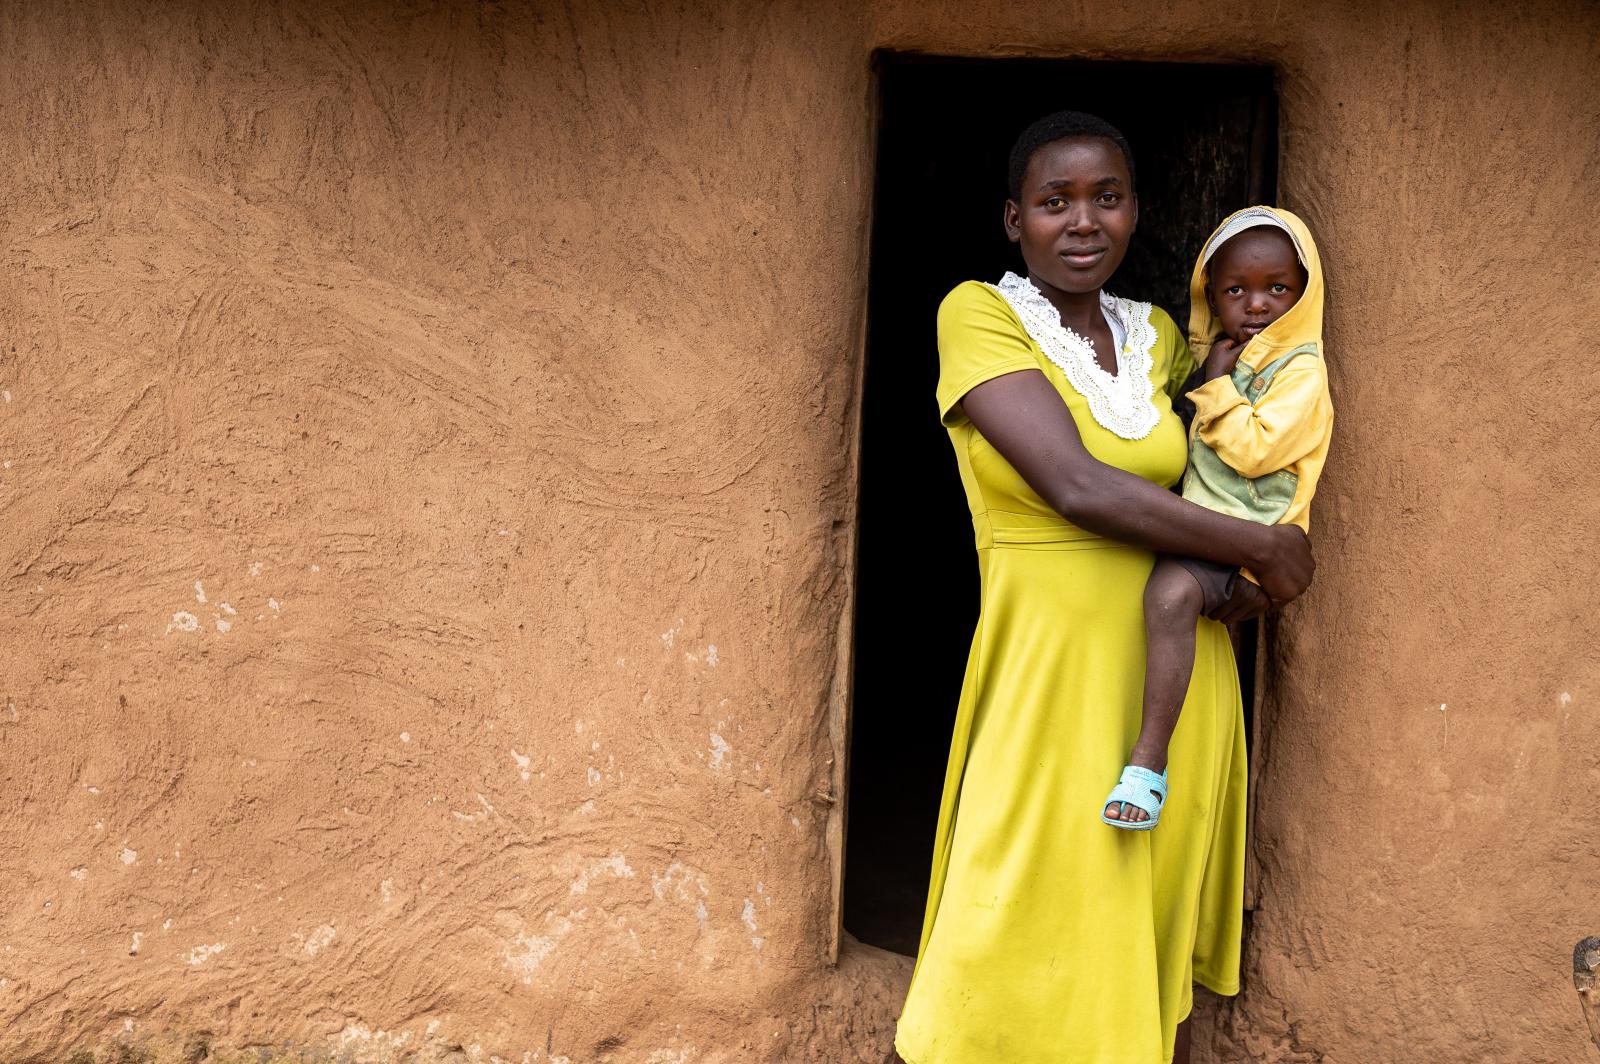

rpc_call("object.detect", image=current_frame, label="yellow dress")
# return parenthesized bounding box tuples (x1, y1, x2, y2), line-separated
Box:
(893, 280, 1246, 1064)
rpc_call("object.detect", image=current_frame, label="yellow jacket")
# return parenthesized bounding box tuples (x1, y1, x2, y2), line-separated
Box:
(1182, 206, 1334, 534)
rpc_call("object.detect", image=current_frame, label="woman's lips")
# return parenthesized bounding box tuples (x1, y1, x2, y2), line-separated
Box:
(1059, 247, 1106, 268)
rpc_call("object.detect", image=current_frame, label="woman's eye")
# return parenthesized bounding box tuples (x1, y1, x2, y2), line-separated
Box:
(1097, 193, 1119, 206)
(1045, 196, 1065, 208)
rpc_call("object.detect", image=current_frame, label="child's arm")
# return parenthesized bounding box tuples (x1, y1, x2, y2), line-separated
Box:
(1187, 356, 1332, 479)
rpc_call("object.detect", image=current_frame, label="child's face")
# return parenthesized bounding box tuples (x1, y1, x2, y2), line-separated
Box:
(1205, 227, 1307, 344)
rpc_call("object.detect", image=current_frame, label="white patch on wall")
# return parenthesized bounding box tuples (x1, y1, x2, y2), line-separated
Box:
(450, 793, 496, 823)
(645, 1051, 695, 1064)
(193, 581, 207, 604)
(129, 932, 143, 955)
(503, 920, 562, 983)
(708, 732, 732, 771)
(69, 867, 86, 881)
(187, 942, 226, 965)
(249, 561, 263, 577)
(576, 800, 595, 815)
(586, 767, 602, 786)
(120, 848, 138, 865)
(267, 598, 280, 611)
(336, 1024, 416, 1055)
(166, 612, 199, 634)
(214, 618, 231, 634)
(651, 862, 711, 935)
(660, 618, 684, 650)
(510, 749, 531, 780)
(399, 732, 411, 743)
(297, 924, 337, 956)
(742, 898, 765, 951)
(380, 879, 395, 905)
(706, 644, 718, 667)
(569, 854, 636, 895)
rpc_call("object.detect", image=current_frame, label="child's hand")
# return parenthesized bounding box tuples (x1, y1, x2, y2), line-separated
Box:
(1203, 337, 1244, 381)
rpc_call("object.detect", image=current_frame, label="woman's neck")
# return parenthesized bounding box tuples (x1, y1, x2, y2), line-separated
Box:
(1027, 271, 1105, 333)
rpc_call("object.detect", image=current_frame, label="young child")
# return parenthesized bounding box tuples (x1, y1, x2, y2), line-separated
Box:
(1102, 206, 1334, 829)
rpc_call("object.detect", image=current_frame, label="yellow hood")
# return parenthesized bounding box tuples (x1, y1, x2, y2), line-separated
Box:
(1186, 205, 1324, 370)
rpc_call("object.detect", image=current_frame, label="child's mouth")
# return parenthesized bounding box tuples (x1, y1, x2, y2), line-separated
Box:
(1239, 322, 1270, 337)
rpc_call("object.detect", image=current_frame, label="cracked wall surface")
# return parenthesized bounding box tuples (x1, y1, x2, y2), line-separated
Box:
(1, 1, 1597, 1062)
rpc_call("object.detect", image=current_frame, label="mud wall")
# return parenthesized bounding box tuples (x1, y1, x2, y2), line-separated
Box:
(2, 1, 1597, 1062)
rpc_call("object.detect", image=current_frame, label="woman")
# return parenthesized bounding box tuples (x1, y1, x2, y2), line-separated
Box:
(891, 112, 1314, 1064)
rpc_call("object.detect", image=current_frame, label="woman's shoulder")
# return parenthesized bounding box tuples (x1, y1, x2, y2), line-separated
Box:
(937, 280, 1030, 344)
(938, 278, 1010, 318)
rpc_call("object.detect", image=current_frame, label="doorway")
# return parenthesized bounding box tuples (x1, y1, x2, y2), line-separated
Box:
(842, 54, 1278, 956)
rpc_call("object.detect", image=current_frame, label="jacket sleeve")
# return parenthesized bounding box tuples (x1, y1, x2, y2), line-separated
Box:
(1186, 356, 1332, 478)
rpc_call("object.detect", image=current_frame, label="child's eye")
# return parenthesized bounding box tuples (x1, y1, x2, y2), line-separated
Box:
(1270, 284, 1290, 294)
(1226, 286, 1244, 296)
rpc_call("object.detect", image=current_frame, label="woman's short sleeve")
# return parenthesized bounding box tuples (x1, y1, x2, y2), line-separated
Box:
(935, 281, 1041, 428)
(1153, 306, 1199, 403)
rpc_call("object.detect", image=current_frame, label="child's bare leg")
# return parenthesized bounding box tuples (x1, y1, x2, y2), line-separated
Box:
(1107, 559, 1206, 824)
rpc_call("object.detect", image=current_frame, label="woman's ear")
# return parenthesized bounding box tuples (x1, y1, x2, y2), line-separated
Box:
(1003, 200, 1022, 243)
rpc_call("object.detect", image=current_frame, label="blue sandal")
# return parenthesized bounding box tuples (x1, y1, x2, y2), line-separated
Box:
(1101, 765, 1168, 830)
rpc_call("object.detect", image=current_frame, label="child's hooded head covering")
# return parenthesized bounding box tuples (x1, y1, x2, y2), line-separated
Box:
(1187, 205, 1324, 370)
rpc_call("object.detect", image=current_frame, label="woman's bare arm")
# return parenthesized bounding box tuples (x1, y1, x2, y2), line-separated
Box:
(960, 368, 1314, 605)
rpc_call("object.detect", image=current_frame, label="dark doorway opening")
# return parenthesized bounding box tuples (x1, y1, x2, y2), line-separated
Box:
(843, 54, 1279, 957)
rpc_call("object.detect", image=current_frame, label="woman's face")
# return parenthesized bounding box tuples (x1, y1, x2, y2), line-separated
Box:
(1004, 137, 1137, 297)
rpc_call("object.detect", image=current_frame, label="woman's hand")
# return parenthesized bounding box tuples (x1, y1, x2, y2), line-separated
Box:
(1203, 337, 1244, 381)
(1206, 578, 1270, 624)
(1248, 524, 1315, 606)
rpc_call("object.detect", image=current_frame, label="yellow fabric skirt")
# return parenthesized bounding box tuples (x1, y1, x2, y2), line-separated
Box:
(894, 536, 1246, 1064)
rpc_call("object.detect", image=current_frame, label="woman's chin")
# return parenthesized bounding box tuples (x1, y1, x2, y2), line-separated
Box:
(1021, 256, 1120, 296)
(1031, 267, 1114, 295)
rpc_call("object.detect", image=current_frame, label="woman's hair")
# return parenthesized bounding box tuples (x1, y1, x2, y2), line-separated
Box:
(1007, 111, 1137, 201)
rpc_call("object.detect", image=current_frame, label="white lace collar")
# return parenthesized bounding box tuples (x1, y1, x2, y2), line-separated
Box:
(986, 271, 1161, 441)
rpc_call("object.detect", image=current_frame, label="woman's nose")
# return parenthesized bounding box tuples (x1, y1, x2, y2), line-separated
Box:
(1065, 206, 1098, 234)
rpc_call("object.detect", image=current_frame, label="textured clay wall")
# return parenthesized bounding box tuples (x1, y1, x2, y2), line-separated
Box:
(2, 2, 1597, 1063)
